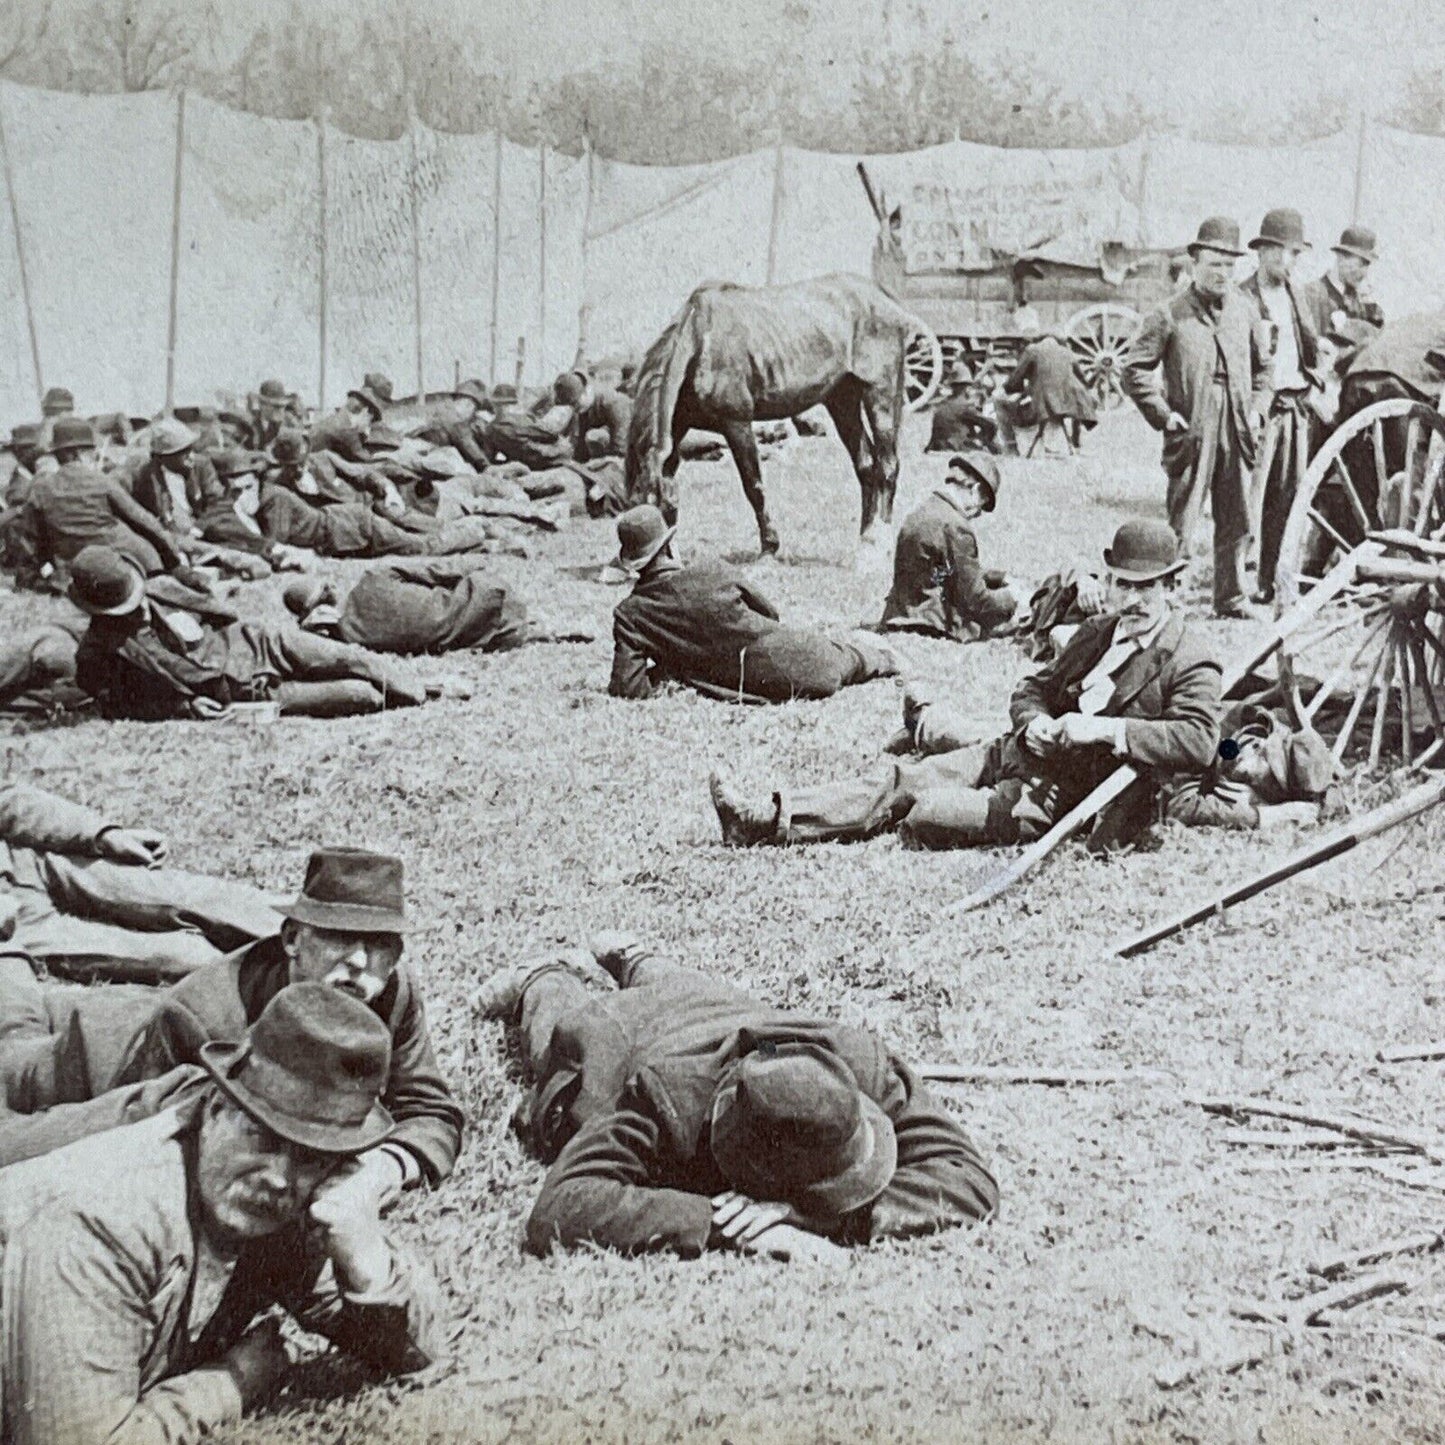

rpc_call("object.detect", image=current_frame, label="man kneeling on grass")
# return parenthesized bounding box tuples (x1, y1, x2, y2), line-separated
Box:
(711, 518, 1223, 851)
(0, 981, 445, 1445)
(475, 933, 997, 1260)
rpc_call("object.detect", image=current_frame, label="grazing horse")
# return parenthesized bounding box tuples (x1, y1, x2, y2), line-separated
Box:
(625, 274, 912, 555)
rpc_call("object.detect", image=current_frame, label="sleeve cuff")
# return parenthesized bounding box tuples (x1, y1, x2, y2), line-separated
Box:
(380, 1143, 424, 1190)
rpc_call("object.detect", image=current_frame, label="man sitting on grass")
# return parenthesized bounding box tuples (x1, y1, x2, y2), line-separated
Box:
(475, 932, 998, 1261)
(711, 518, 1222, 852)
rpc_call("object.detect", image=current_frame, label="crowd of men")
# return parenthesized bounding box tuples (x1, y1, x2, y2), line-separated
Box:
(0, 204, 1418, 1439)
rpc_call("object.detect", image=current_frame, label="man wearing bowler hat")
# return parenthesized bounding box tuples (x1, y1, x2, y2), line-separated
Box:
(606, 504, 897, 702)
(1240, 207, 1322, 603)
(1123, 216, 1272, 619)
(127, 417, 225, 545)
(248, 376, 303, 450)
(0, 847, 464, 1214)
(472, 933, 996, 1260)
(1302, 226, 1384, 348)
(0, 981, 445, 1445)
(876, 452, 1017, 642)
(711, 518, 1221, 850)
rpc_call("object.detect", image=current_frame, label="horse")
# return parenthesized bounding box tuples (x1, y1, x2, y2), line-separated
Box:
(625, 274, 912, 556)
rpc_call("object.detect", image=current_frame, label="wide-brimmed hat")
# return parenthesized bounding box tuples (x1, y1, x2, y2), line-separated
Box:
(347, 372, 394, 419)
(1332, 225, 1378, 264)
(1250, 207, 1310, 252)
(41, 386, 74, 417)
(1187, 216, 1244, 258)
(200, 981, 394, 1155)
(281, 576, 341, 630)
(553, 370, 589, 407)
(283, 847, 409, 935)
(272, 427, 309, 465)
(68, 544, 146, 615)
(213, 448, 268, 481)
(946, 452, 1001, 511)
(150, 417, 199, 457)
(48, 415, 97, 454)
(1103, 518, 1186, 582)
(611, 504, 675, 572)
(454, 377, 490, 409)
(709, 1042, 898, 1217)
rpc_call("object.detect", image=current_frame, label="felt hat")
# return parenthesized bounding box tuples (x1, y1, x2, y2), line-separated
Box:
(1332, 225, 1378, 263)
(347, 372, 394, 419)
(282, 847, 409, 935)
(1103, 518, 1186, 582)
(68, 545, 146, 615)
(280, 576, 341, 632)
(1249, 207, 1310, 252)
(490, 383, 519, 407)
(553, 370, 589, 407)
(213, 448, 268, 481)
(946, 452, 1001, 511)
(257, 378, 290, 404)
(40, 386, 75, 417)
(48, 415, 97, 454)
(1187, 216, 1244, 258)
(200, 981, 394, 1155)
(454, 377, 490, 409)
(8, 422, 41, 451)
(272, 427, 309, 465)
(709, 1041, 898, 1217)
(611, 504, 675, 573)
(149, 417, 199, 456)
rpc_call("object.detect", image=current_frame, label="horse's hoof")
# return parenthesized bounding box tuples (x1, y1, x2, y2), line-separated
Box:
(759, 536, 781, 558)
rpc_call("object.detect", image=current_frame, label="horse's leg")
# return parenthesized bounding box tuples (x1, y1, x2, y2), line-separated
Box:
(720, 420, 778, 556)
(659, 411, 690, 526)
(861, 378, 902, 535)
(824, 385, 877, 537)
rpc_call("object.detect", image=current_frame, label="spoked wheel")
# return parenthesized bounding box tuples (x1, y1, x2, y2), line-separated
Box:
(1065, 302, 1141, 410)
(904, 326, 943, 411)
(1275, 400, 1445, 608)
(1278, 538, 1445, 773)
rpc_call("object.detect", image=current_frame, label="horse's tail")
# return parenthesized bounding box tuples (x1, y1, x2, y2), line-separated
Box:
(626, 294, 703, 508)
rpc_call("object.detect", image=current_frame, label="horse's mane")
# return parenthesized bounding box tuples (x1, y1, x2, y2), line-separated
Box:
(626, 299, 692, 481)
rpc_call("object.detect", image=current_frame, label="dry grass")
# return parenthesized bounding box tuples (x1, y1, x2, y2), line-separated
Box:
(7, 409, 1445, 1444)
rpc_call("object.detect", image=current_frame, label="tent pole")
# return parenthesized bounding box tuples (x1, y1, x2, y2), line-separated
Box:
(317, 107, 329, 412)
(488, 129, 503, 384)
(537, 141, 547, 386)
(0, 84, 43, 406)
(1351, 110, 1369, 226)
(575, 123, 595, 366)
(765, 141, 785, 285)
(409, 112, 424, 399)
(164, 88, 187, 415)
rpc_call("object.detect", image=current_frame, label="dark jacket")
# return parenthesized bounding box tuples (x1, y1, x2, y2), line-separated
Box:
(1239, 272, 1320, 390)
(1004, 337, 1098, 423)
(257, 484, 426, 557)
(1122, 285, 1271, 472)
(28, 462, 183, 575)
(925, 392, 1000, 454)
(575, 388, 633, 460)
(879, 490, 1015, 641)
(610, 559, 856, 702)
(1344, 310, 1445, 399)
(525, 966, 997, 1256)
(1301, 272, 1384, 342)
(128, 454, 224, 536)
(336, 557, 532, 654)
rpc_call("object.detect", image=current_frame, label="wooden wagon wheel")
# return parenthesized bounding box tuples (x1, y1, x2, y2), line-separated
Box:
(1065, 302, 1141, 411)
(904, 326, 943, 412)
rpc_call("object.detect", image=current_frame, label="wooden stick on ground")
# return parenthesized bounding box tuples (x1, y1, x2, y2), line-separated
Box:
(1310, 1233, 1444, 1280)
(952, 544, 1381, 914)
(1230, 1271, 1409, 1329)
(1193, 1096, 1445, 1165)
(1378, 1041, 1445, 1064)
(1113, 775, 1445, 958)
(920, 1064, 1176, 1087)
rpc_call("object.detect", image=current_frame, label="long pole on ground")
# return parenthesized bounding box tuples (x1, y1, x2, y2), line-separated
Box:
(163, 88, 187, 415)
(574, 121, 595, 366)
(537, 141, 547, 386)
(409, 112, 424, 399)
(316, 107, 329, 411)
(765, 141, 785, 285)
(488, 128, 503, 384)
(0, 84, 43, 406)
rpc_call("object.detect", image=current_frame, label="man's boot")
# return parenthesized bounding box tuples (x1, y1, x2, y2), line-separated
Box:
(709, 770, 780, 846)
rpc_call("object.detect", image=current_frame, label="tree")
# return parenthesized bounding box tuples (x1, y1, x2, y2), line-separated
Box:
(0, 0, 52, 77)
(76, 0, 199, 92)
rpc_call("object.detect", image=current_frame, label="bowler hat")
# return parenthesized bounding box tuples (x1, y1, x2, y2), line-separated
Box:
(491, 383, 519, 407)
(213, 448, 268, 481)
(553, 370, 588, 407)
(41, 386, 74, 417)
(1103, 518, 1185, 582)
(149, 417, 199, 456)
(1332, 225, 1378, 264)
(347, 372, 394, 419)
(1250, 207, 1310, 252)
(272, 427, 309, 465)
(710, 1041, 898, 1216)
(8, 422, 40, 451)
(1187, 216, 1244, 258)
(200, 981, 394, 1155)
(257, 378, 290, 404)
(611, 504, 675, 572)
(48, 415, 96, 454)
(283, 847, 409, 935)
(454, 377, 490, 409)
(946, 452, 1001, 511)
(68, 544, 146, 615)
(281, 575, 336, 619)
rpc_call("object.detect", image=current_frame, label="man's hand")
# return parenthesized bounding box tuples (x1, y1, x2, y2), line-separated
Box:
(309, 1160, 397, 1296)
(312, 1148, 406, 1220)
(1023, 713, 1065, 757)
(1164, 411, 1189, 433)
(188, 696, 232, 721)
(1058, 712, 1118, 748)
(740, 1222, 847, 1263)
(711, 1190, 793, 1248)
(221, 1318, 290, 1409)
(380, 673, 428, 708)
(96, 826, 168, 867)
(1072, 572, 1107, 615)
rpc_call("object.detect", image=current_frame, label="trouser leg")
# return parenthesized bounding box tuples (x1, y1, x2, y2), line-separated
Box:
(275, 679, 385, 716)
(837, 638, 899, 686)
(0, 952, 49, 1044)
(517, 967, 594, 1078)
(899, 774, 1059, 849)
(1256, 401, 1309, 601)
(1210, 427, 1250, 613)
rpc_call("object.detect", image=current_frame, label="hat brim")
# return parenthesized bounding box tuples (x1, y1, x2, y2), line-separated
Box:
(1331, 244, 1376, 263)
(201, 1040, 395, 1155)
(1103, 551, 1187, 583)
(946, 456, 998, 510)
(282, 895, 410, 934)
(301, 604, 344, 631)
(69, 561, 146, 616)
(347, 390, 384, 418)
(611, 524, 675, 574)
(1248, 236, 1311, 252)
(1187, 242, 1244, 258)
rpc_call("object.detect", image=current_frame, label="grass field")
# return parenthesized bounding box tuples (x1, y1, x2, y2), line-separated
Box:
(7, 407, 1445, 1444)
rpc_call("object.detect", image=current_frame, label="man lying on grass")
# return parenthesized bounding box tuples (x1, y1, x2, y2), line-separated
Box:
(711, 518, 1223, 851)
(475, 933, 998, 1260)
